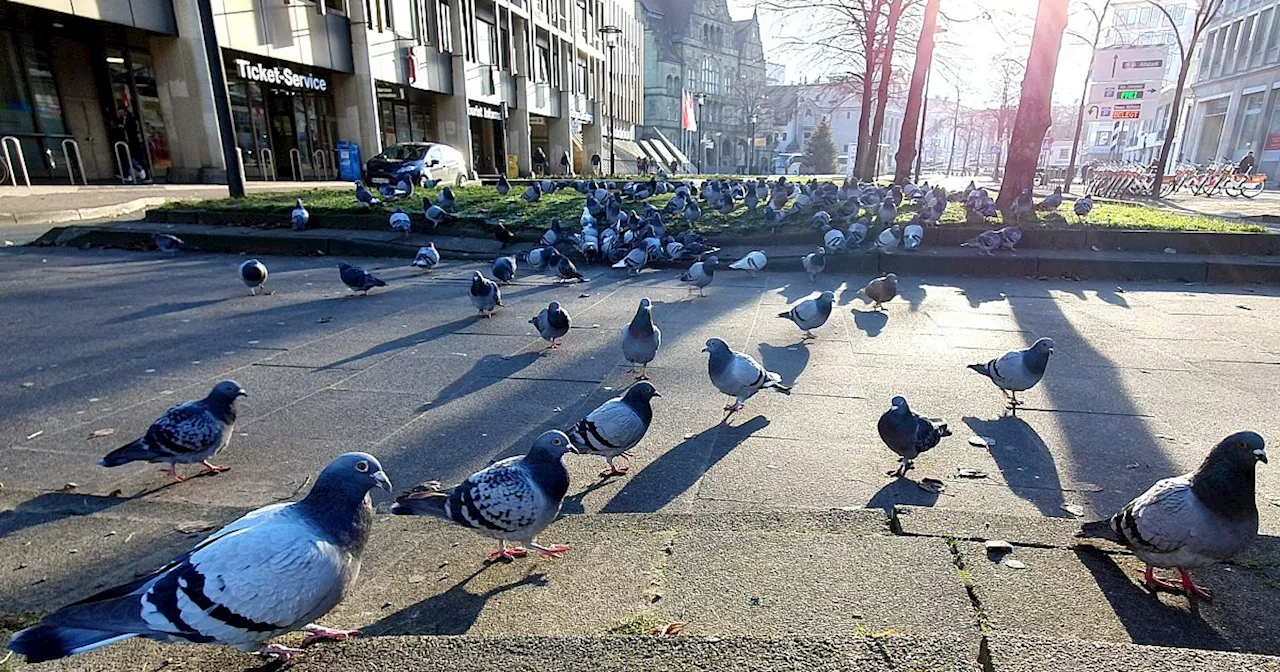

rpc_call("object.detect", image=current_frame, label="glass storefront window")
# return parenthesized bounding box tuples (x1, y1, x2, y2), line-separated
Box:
(0, 30, 35, 136)
(131, 52, 170, 173)
(1236, 92, 1266, 155)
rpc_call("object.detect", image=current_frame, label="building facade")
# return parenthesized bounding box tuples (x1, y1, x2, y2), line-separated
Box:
(768, 80, 904, 177)
(0, 0, 642, 184)
(1186, 0, 1280, 182)
(635, 0, 769, 174)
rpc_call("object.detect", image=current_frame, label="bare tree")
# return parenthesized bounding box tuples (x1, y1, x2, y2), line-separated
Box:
(989, 54, 1025, 181)
(997, 0, 1069, 208)
(860, 0, 908, 179)
(1063, 0, 1112, 193)
(893, 0, 939, 184)
(1145, 0, 1224, 197)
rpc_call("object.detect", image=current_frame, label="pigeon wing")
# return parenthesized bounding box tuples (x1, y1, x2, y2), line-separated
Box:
(447, 459, 548, 535)
(569, 399, 648, 456)
(143, 402, 224, 459)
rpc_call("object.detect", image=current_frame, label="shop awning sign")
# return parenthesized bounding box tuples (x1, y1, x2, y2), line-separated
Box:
(467, 104, 504, 120)
(234, 59, 328, 92)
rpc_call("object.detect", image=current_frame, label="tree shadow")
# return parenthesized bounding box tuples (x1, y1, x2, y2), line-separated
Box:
(107, 298, 231, 324)
(600, 415, 769, 513)
(758, 343, 810, 385)
(866, 476, 941, 513)
(851, 309, 889, 337)
(361, 564, 549, 636)
(319, 315, 483, 371)
(963, 415, 1066, 517)
(897, 277, 927, 313)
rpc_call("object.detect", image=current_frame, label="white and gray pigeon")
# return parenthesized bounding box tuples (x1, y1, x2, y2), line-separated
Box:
(469, 270, 502, 317)
(7, 452, 391, 663)
(875, 224, 901, 250)
(540, 217, 562, 247)
(99, 380, 246, 483)
(902, 222, 924, 250)
(1074, 194, 1094, 222)
(492, 255, 517, 284)
(859, 273, 898, 310)
(354, 181, 379, 207)
(1079, 431, 1266, 600)
(801, 247, 826, 282)
(967, 337, 1054, 412)
(823, 225, 847, 251)
(613, 247, 648, 275)
(621, 297, 661, 379)
(778, 291, 834, 339)
(153, 233, 189, 253)
(389, 207, 411, 237)
(238, 259, 268, 296)
(566, 381, 660, 477)
(962, 229, 1003, 255)
(412, 243, 440, 272)
(703, 337, 791, 419)
(877, 396, 951, 478)
(729, 250, 767, 276)
(678, 255, 717, 296)
(847, 218, 869, 246)
(530, 301, 571, 349)
(391, 430, 575, 561)
(338, 263, 387, 295)
(291, 198, 309, 230)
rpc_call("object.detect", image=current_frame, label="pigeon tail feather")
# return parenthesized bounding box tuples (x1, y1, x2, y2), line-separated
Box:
(99, 438, 154, 467)
(389, 490, 450, 520)
(966, 363, 993, 379)
(7, 625, 138, 663)
(1078, 519, 1121, 543)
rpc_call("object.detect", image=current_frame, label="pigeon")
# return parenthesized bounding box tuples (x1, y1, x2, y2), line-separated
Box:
(729, 250, 767, 276)
(152, 233, 190, 253)
(996, 225, 1023, 251)
(566, 382, 660, 477)
(1011, 188, 1035, 222)
(291, 198, 309, 230)
(1078, 431, 1266, 601)
(469, 270, 503, 317)
(389, 207, 411, 238)
(877, 199, 898, 225)
(823, 225, 847, 251)
(391, 430, 574, 561)
(902, 222, 924, 250)
(875, 224, 901, 250)
(524, 246, 561, 272)
(779, 291, 834, 339)
(678, 256, 717, 297)
(967, 337, 1054, 412)
(355, 181, 380, 207)
(494, 220, 515, 247)
(7, 452, 391, 663)
(962, 229, 1003, 255)
(421, 176, 440, 189)
(238, 259, 268, 296)
(801, 247, 826, 282)
(540, 217, 562, 247)
(530, 301, 571, 349)
(99, 381, 246, 483)
(423, 198, 448, 229)
(847, 218, 869, 246)
(1038, 186, 1063, 211)
(437, 186, 456, 212)
(621, 297, 661, 380)
(1074, 194, 1094, 222)
(522, 183, 542, 203)
(492, 255, 517, 284)
(412, 243, 440, 272)
(704, 338, 791, 419)
(859, 273, 898, 311)
(496, 174, 511, 196)
(613, 247, 647, 275)
(338, 263, 386, 295)
(556, 255, 588, 283)
(877, 396, 951, 478)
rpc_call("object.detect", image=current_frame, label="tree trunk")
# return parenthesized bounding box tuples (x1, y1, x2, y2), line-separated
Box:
(1149, 56, 1192, 198)
(893, 0, 939, 184)
(996, 0, 1070, 208)
(855, 4, 880, 180)
(864, 0, 904, 180)
(1064, 50, 1095, 194)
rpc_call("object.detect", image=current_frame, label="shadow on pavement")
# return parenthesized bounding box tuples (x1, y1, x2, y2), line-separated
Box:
(107, 298, 231, 324)
(758, 343, 809, 385)
(0, 492, 128, 541)
(866, 476, 940, 513)
(362, 565, 548, 636)
(319, 314, 483, 371)
(418, 352, 541, 412)
(963, 414, 1065, 517)
(851, 309, 888, 336)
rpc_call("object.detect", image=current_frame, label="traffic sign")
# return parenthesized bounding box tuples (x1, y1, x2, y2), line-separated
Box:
(1090, 46, 1168, 83)
(1088, 82, 1158, 105)
(1086, 100, 1154, 122)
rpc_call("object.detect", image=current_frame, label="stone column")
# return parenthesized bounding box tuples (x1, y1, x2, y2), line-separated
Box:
(508, 80, 532, 176)
(548, 90, 573, 174)
(339, 3, 386, 163)
(150, 0, 225, 183)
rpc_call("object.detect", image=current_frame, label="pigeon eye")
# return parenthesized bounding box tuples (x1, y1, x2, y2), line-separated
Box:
(355, 461, 369, 473)
(553, 438, 562, 445)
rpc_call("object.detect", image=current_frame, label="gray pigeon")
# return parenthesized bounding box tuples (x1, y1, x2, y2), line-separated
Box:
(1079, 431, 1266, 600)
(469, 270, 502, 317)
(566, 381, 660, 477)
(962, 229, 1003, 255)
(621, 297, 661, 379)
(525, 246, 560, 272)
(801, 247, 826, 282)
(875, 224, 901, 250)
(7, 452, 391, 663)
(729, 250, 767, 276)
(613, 247, 647, 275)
(412, 243, 440, 271)
(492, 255, 517, 284)
(338, 263, 387, 295)
(877, 396, 951, 478)
(859, 273, 898, 310)
(704, 337, 791, 419)
(391, 430, 575, 561)
(152, 233, 190, 253)
(389, 207, 411, 237)
(1074, 194, 1094, 222)
(291, 198, 309, 230)
(678, 256, 717, 297)
(967, 337, 1054, 412)
(556, 255, 588, 283)
(99, 380, 246, 483)
(530, 301, 571, 349)
(778, 291, 834, 339)
(238, 259, 268, 296)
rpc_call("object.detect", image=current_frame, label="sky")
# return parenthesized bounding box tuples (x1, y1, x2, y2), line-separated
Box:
(727, 0, 1103, 108)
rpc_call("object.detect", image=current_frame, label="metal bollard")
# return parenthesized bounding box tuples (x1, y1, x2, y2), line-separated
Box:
(260, 148, 277, 181)
(113, 141, 137, 184)
(312, 149, 331, 180)
(62, 139, 87, 185)
(289, 147, 304, 181)
(1, 136, 31, 188)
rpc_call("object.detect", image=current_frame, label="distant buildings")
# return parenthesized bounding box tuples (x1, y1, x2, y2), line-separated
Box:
(766, 61, 787, 85)
(767, 80, 904, 176)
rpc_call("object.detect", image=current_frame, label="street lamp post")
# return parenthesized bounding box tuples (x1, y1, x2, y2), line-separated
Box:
(749, 113, 757, 175)
(599, 25, 622, 176)
(695, 92, 706, 174)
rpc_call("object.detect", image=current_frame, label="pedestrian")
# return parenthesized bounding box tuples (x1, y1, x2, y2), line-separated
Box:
(533, 146, 547, 176)
(670, 158, 679, 175)
(591, 152, 601, 175)
(1237, 150, 1256, 176)
(560, 149, 572, 176)
(637, 155, 646, 175)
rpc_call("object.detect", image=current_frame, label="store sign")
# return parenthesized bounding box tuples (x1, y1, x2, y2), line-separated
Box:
(467, 104, 503, 120)
(234, 59, 328, 92)
(1088, 82, 1157, 105)
(1086, 101, 1153, 122)
(1090, 47, 1167, 83)
(1266, 133, 1280, 152)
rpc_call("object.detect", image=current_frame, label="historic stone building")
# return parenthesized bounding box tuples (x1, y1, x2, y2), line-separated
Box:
(635, 0, 770, 173)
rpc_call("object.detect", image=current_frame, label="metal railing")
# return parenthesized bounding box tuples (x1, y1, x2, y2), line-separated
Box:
(113, 141, 137, 184)
(61, 139, 86, 185)
(1, 136, 31, 187)
(259, 148, 277, 181)
(312, 149, 331, 180)
(288, 147, 304, 181)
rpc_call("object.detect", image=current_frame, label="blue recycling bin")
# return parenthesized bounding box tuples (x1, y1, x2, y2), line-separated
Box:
(336, 141, 362, 182)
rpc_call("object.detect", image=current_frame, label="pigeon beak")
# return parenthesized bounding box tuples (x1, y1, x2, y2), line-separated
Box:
(237, 389, 248, 398)
(1255, 448, 1268, 464)
(373, 471, 393, 492)
(701, 347, 709, 353)
(652, 391, 662, 398)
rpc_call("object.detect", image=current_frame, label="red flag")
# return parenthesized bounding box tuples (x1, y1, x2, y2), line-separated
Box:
(681, 90, 697, 132)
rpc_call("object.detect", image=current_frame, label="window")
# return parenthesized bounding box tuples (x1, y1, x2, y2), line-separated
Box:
(535, 45, 550, 83)
(577, 59, 588, 94)
(1238, 14, 1257, 71)
(1222, 20, 1242, 75)
(439, 0, 453, 51)
(1139, 7, 1152, 25)
(1209, 28, 1228, 77)
(1235, 92, 1266, 152)
(390, 0, 416, 37)
(1270, 7, 1280, 63)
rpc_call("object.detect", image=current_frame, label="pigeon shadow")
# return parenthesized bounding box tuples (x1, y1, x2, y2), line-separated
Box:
(757, 343, 810, 385)
(963, 415, 1066, 518)
(559, 476, 622, 515)
(896, 277, 927, 313)
(866, 476, 941, 513)
(418, 351, 541, 411)
(600, 415, 769, 513)
(363, 565, 549, 636)
(0, 491, 130, 541)
(851, 309, 889, 337)
(106, 298, 231, 324)
(318, 314, 483, 371)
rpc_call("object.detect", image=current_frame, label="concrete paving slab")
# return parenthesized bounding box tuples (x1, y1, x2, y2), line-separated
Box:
(983, 633, 1280, 671)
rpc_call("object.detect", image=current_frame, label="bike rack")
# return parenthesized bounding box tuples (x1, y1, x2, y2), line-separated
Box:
(61, 139, 86, 185)
(113, 141, 138, 184)
(259, 148, 277, 181)
(1, 136, 31, 188)
(289, 147, 304, 181)
(312, 149, 331, 180)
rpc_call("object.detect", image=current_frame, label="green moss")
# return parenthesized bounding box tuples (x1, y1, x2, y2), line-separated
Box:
(608, 612, 666, 636)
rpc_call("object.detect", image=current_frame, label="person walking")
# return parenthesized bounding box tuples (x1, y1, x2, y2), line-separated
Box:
(591, 152, 601, 175)
(560, 149, 572, 176)
(1237, 150, 1256, 176)
(533, 146, 547, 176)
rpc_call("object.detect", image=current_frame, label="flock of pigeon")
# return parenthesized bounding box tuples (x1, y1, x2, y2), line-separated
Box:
(11, 176, 1263, 665)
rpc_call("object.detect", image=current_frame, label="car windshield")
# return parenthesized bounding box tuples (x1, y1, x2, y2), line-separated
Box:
(377, 144, 429, 161)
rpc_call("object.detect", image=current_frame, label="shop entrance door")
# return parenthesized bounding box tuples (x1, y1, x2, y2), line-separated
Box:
(269, 91, 299, 180)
